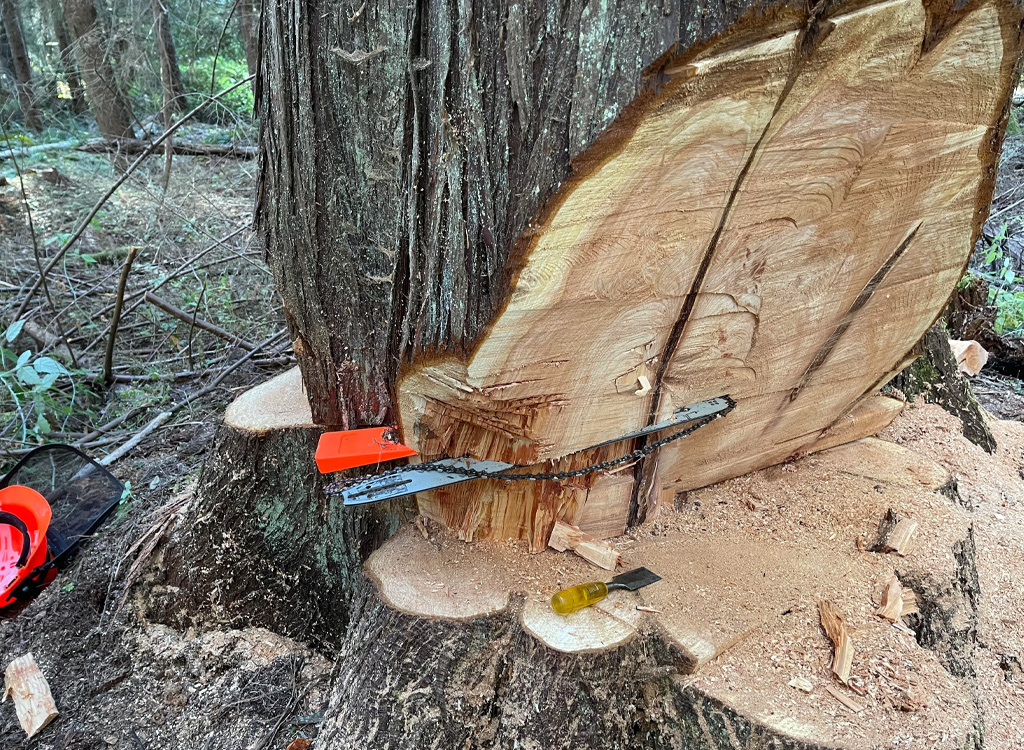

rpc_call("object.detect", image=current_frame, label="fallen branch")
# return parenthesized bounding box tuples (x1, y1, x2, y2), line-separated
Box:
(0, 137, 95, 161)
(97, 411, 172, 466)
(143, 291, 256, 350)
(77, 138, 256, 159)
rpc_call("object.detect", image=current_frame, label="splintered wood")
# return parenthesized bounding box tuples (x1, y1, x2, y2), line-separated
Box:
(875, 576, 905, 621)
(819, 600, 854, 684)
(397, 0, 1017, 544)
(3, 654, 58, 738)
(548, 521, 621, 570)
(881, 517, 920, 555)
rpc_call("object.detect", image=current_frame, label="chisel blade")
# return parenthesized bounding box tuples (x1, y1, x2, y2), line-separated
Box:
(611, 567, 661, 591)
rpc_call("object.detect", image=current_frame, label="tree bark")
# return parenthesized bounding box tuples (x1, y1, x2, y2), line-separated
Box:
(51, 6, 86, 114)
(235, 0, 257, 80)
(0, 0, 41, 131)
(149, 0, 185, 113)
(256, 0, 746, 429)
(889, 324, 997, 453)
(62, 0, 134, 139)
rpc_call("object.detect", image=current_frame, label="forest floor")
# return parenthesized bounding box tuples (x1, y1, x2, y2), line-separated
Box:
(3, 130, 1024, 747)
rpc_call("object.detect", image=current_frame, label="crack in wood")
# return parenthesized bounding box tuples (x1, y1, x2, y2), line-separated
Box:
(627, 19, 825, 527)
(786, 220, 922, 407)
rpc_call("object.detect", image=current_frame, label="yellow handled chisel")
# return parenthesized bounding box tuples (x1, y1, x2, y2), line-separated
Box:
(550, 567, 662, 615)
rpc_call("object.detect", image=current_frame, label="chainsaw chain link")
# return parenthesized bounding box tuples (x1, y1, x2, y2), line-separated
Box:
(323, 396, 735, 496)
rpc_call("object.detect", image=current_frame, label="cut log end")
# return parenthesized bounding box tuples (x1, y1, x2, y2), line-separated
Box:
(392, 0, 1017, 544)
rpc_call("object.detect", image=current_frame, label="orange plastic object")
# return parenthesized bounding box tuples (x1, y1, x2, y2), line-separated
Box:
(0, 485, 51, 608)
(315, 427, 418, 474)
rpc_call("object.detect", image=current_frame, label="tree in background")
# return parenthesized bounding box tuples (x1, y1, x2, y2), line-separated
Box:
(149, 0, 184, 113)
(0, 0, 41, 130)
(62, 0, 134, 138)
(46, 0, 86, 113)
(235, 0, 256, 79)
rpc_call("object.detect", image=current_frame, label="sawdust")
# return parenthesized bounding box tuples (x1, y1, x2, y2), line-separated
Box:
(375, 406, 1024, 749)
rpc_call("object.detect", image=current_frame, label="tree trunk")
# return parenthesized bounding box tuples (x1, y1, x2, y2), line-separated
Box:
(235, 0, 257, 80)
(0, 0, 41, 131)
(52, 7, 86, 114)
(149, 0, 184, 112)
(62, 0, 134, 139)
(161, 2, 1024, 747)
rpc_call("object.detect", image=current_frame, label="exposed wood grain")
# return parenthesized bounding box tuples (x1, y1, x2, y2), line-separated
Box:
(818, 600, 854, 684)
(3, 654, 58, 738)
(398, 0, 1021, 542)
(547, 520, 620, 570)
(881, 517, 920, 555)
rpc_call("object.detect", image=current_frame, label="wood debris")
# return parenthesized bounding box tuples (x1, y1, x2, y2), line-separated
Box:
(818, 600, 854, 683)
(880, 517, 919, 556)
(824, 684, 864, 712)
(548, 521, 620, 570)
(875, 576, 904, 621)
(636, 605, 663, 614)
(3, 654, 58, 738)
(949, 339, 988, 376)
(788, 676, 814, 693)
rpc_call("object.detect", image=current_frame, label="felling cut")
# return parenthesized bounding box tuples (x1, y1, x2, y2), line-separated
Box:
(391, 0, 1019, 546)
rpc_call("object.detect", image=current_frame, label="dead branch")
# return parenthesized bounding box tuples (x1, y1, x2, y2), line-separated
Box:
(103, 246, 140, 384)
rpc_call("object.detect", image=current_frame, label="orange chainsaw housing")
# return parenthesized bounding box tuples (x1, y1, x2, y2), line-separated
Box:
(315, 427, 418, 474)
(0, 485, 52, 608)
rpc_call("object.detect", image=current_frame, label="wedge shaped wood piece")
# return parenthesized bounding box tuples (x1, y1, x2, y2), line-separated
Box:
(396, 0, 1021, 543)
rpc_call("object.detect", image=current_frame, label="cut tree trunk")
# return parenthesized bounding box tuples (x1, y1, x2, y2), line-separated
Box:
(0, 0, 41, 131)
(62, 0, 134, 139)
(258, 0, 1022, 546)
(51, 6, 86, 114)
(161, 2, 1024, 747)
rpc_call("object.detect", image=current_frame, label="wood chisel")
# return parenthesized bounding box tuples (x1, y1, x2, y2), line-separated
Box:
(550, 567, 661, 615)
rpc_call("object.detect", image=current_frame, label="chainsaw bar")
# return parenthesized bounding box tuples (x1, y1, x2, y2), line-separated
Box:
(336, 396, 734, 506)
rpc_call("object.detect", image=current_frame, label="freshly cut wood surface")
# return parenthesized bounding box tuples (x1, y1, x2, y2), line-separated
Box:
(3, 653, 58, 738)
(547, 520, 620, 570)
(397, 0, 1020, 542)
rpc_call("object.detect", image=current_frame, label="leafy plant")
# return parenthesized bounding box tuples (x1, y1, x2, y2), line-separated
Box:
(0, 320, 77, 443)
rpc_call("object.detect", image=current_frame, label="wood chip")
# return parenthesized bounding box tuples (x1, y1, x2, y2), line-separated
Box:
(824, 684, 864, 712)
(636, 605, 663, 614)
(818, 600, 854, 684)
(788, 676, 814, 693)
(875, 576, 904, 621)
(900, 587, 919, 617)
(880, 517, 919, 555)
(3, 654, 58, 738)
(547, 520, 620, 570)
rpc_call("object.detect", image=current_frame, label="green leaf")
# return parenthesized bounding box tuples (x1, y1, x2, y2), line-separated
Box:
(16, 350, 32, 368)
(33, 356, 67, 375)
(985, 249, 998, 265)
(79, 253, 97, 265)
(38, 372, 60, 391)
(17, 366, 41, 385)
(35, 413, 50, 435)
(4, 320, 24, 343)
